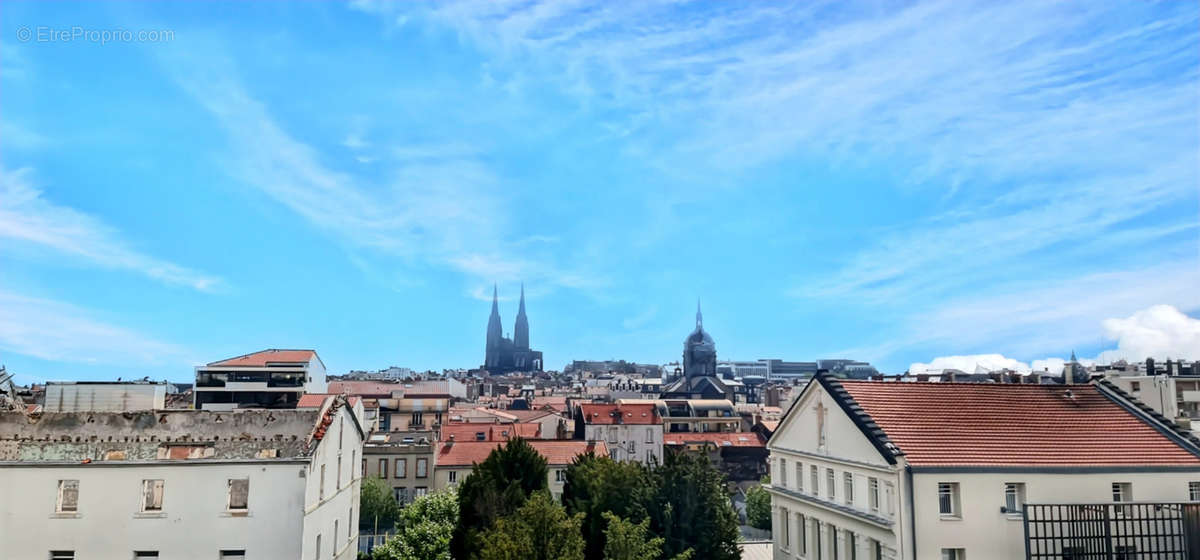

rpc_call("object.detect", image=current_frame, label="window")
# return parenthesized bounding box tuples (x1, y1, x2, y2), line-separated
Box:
(1004, 483, 1025, 514)
(556, 469, 565, 482)
(396, 458, 407, 479)
(475, 431, 486, 441)
(56, 480, 79, 513)
(827, 468, 836, 500)
(628, 440, 636, 453)
(796, 462, 804, 492)
(813, 518, 822, 560)
(50, 552, 74, 560)
(868, 477, 880, 512)
(779, 459, 788, 487)
(885, 482, 895, 515)
(1112, 482, 1132, 502)
(844, 472, 854, 505)
(219, 551, 246, 560)
(434, 412, 443, 425)
(780, 508, 790, 549)
(133, 553, 159, 559)
(228, 478, 249, 511)
(141, 479, 164, 512)
(337, 454, 343, 489)
(319, 465, 326, 500)
(394, 487, 407, 504)
(361, 459, 367, 476)
(829, 525, 839, 559)
(351, 450, 356, 480)
(1191, 481, 1200, 501)
(811, 465, 819, 495)
(797, 513, 807, 555)
(449, 471, 458, 484)
(334, 520, 339, 555)
(938, 482, 960, 517)
(847, 531, 857, 560)
(646, 427, 653, 443)
(1130, 381, 1141, 392)
(314, 534, 321, 560)
(378, 459, 388, 479)
(414, 487, 428, 498)
(608, 428, 617, 444)
(411, 412, 423, 427)
(416, 458, 428, 478)
(941, 549, 965, 560)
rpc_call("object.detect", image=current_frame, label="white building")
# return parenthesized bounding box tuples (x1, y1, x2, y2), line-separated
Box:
(575, 402, 664, 465)
(0, 395, 363, 560)
(194, 349, 328, 410)
(44, 381, 167, 412)
(767, 374, 1200, 560)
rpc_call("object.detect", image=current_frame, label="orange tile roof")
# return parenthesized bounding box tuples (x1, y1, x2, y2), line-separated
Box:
(579, 403, 660, 425)
(440, 422, 541, 442)
(836, 380, 1200, 467)
(297, 394, 360, 409)
(664, 432, 765, 447)
(208, 349, 319, 367)
(436, 440, 608, 467)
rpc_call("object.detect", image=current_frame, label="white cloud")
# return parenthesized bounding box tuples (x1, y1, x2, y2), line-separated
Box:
(0, 166, 224, 292)
(1096, 305, 1200, 362)
(909, 354, 1031, 374)
(0, 289, 192, 366)
(912, 304, 1198, 374)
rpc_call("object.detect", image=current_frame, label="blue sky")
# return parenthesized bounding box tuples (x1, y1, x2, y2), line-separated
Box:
(1, 1, 1198, 384)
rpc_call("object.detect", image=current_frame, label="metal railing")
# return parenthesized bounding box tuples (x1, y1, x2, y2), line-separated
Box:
(1024, 503, 1200, 559)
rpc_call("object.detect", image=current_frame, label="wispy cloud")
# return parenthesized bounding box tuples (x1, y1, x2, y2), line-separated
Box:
(0, 166, 224, 292)
(0, 288, 192, 367)
(162, 44, 600, 296)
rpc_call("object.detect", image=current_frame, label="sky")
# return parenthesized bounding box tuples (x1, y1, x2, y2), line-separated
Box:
(1, 1, 1198, 385)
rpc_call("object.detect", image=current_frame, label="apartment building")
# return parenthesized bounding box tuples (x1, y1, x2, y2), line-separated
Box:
(0, 396, 363, 560)
(194, 349, 328, 410)
(767, 373, 1200, 560)
(361, 431, 436, 506)
(574, 402, 663, 465)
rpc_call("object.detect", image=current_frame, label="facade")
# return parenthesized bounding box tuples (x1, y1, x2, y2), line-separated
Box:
(433, 440, 608, 501)
(767, 374, 1200, 560)
(194, 349, 328, 410)
(0, 396, 363, 560)
(43, 381, 166, 412)
(660, 303, 735, 401)
(664, 431, 768, 487)
(575, 403, 664, 465)
(483, 285, 544, 374)
(361, 431, 436, 506)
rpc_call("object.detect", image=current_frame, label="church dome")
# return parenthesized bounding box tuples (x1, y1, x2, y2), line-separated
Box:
(685, 326, 714, 347)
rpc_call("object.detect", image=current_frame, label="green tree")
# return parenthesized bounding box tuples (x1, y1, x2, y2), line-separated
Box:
(745, 476, 772, 531)
(562, 454, 653, 560)
(645, 452, 740, 560)
(601, 512, 697, 560)
(451, 437, 550, 559)
(477, 492, 586, 560)
(359, 475, 400, 533)
(372, 489, 458, 560)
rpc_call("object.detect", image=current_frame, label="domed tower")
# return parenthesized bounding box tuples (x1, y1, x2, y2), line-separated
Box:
(683, 300, 717, 378)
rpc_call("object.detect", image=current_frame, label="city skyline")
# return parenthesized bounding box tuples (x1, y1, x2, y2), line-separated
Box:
(2, 1, 1198, 385)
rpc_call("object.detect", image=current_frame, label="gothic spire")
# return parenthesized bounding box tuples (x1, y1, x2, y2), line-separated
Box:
(696, 298, 703, 329)
(514, 282, 530, 350)
(491, 283, 499, 313)
(518, 283, 526, 315)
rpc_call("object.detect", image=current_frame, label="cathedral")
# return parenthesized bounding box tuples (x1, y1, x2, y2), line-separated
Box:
(660, 301, 734, 400)
(482, 284, 544, 374)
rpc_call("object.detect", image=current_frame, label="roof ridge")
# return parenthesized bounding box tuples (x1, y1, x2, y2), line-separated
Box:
(817, 373, 903, 464)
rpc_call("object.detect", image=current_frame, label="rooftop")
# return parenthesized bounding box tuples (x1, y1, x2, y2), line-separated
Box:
(664, 432, 765, 447)
(435, 439, 608, 467)
(439, 422, 541, 442)
(579, 403, 660, 425)
(834, 379, 1200, 467)
(207, 349, 321, 368)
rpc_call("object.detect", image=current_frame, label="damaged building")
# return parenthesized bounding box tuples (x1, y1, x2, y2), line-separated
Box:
(0, 395, 363, 560)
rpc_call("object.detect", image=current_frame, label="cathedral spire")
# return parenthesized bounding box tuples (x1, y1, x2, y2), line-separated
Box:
(491, 283, 499, 313)
(696, 298, 703, 329)
(518, 283, 526, 315)
(514, 282, 530, 350)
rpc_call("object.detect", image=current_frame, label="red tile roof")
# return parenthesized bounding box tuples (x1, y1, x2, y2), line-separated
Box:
(664, 432, 765, 447)
(436, 440, 608, 467)
(440, 422, 541, 442)
(579, 403, 660, 425)
(208, 349, 319, 367)
(837, 381, 1200, 467)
